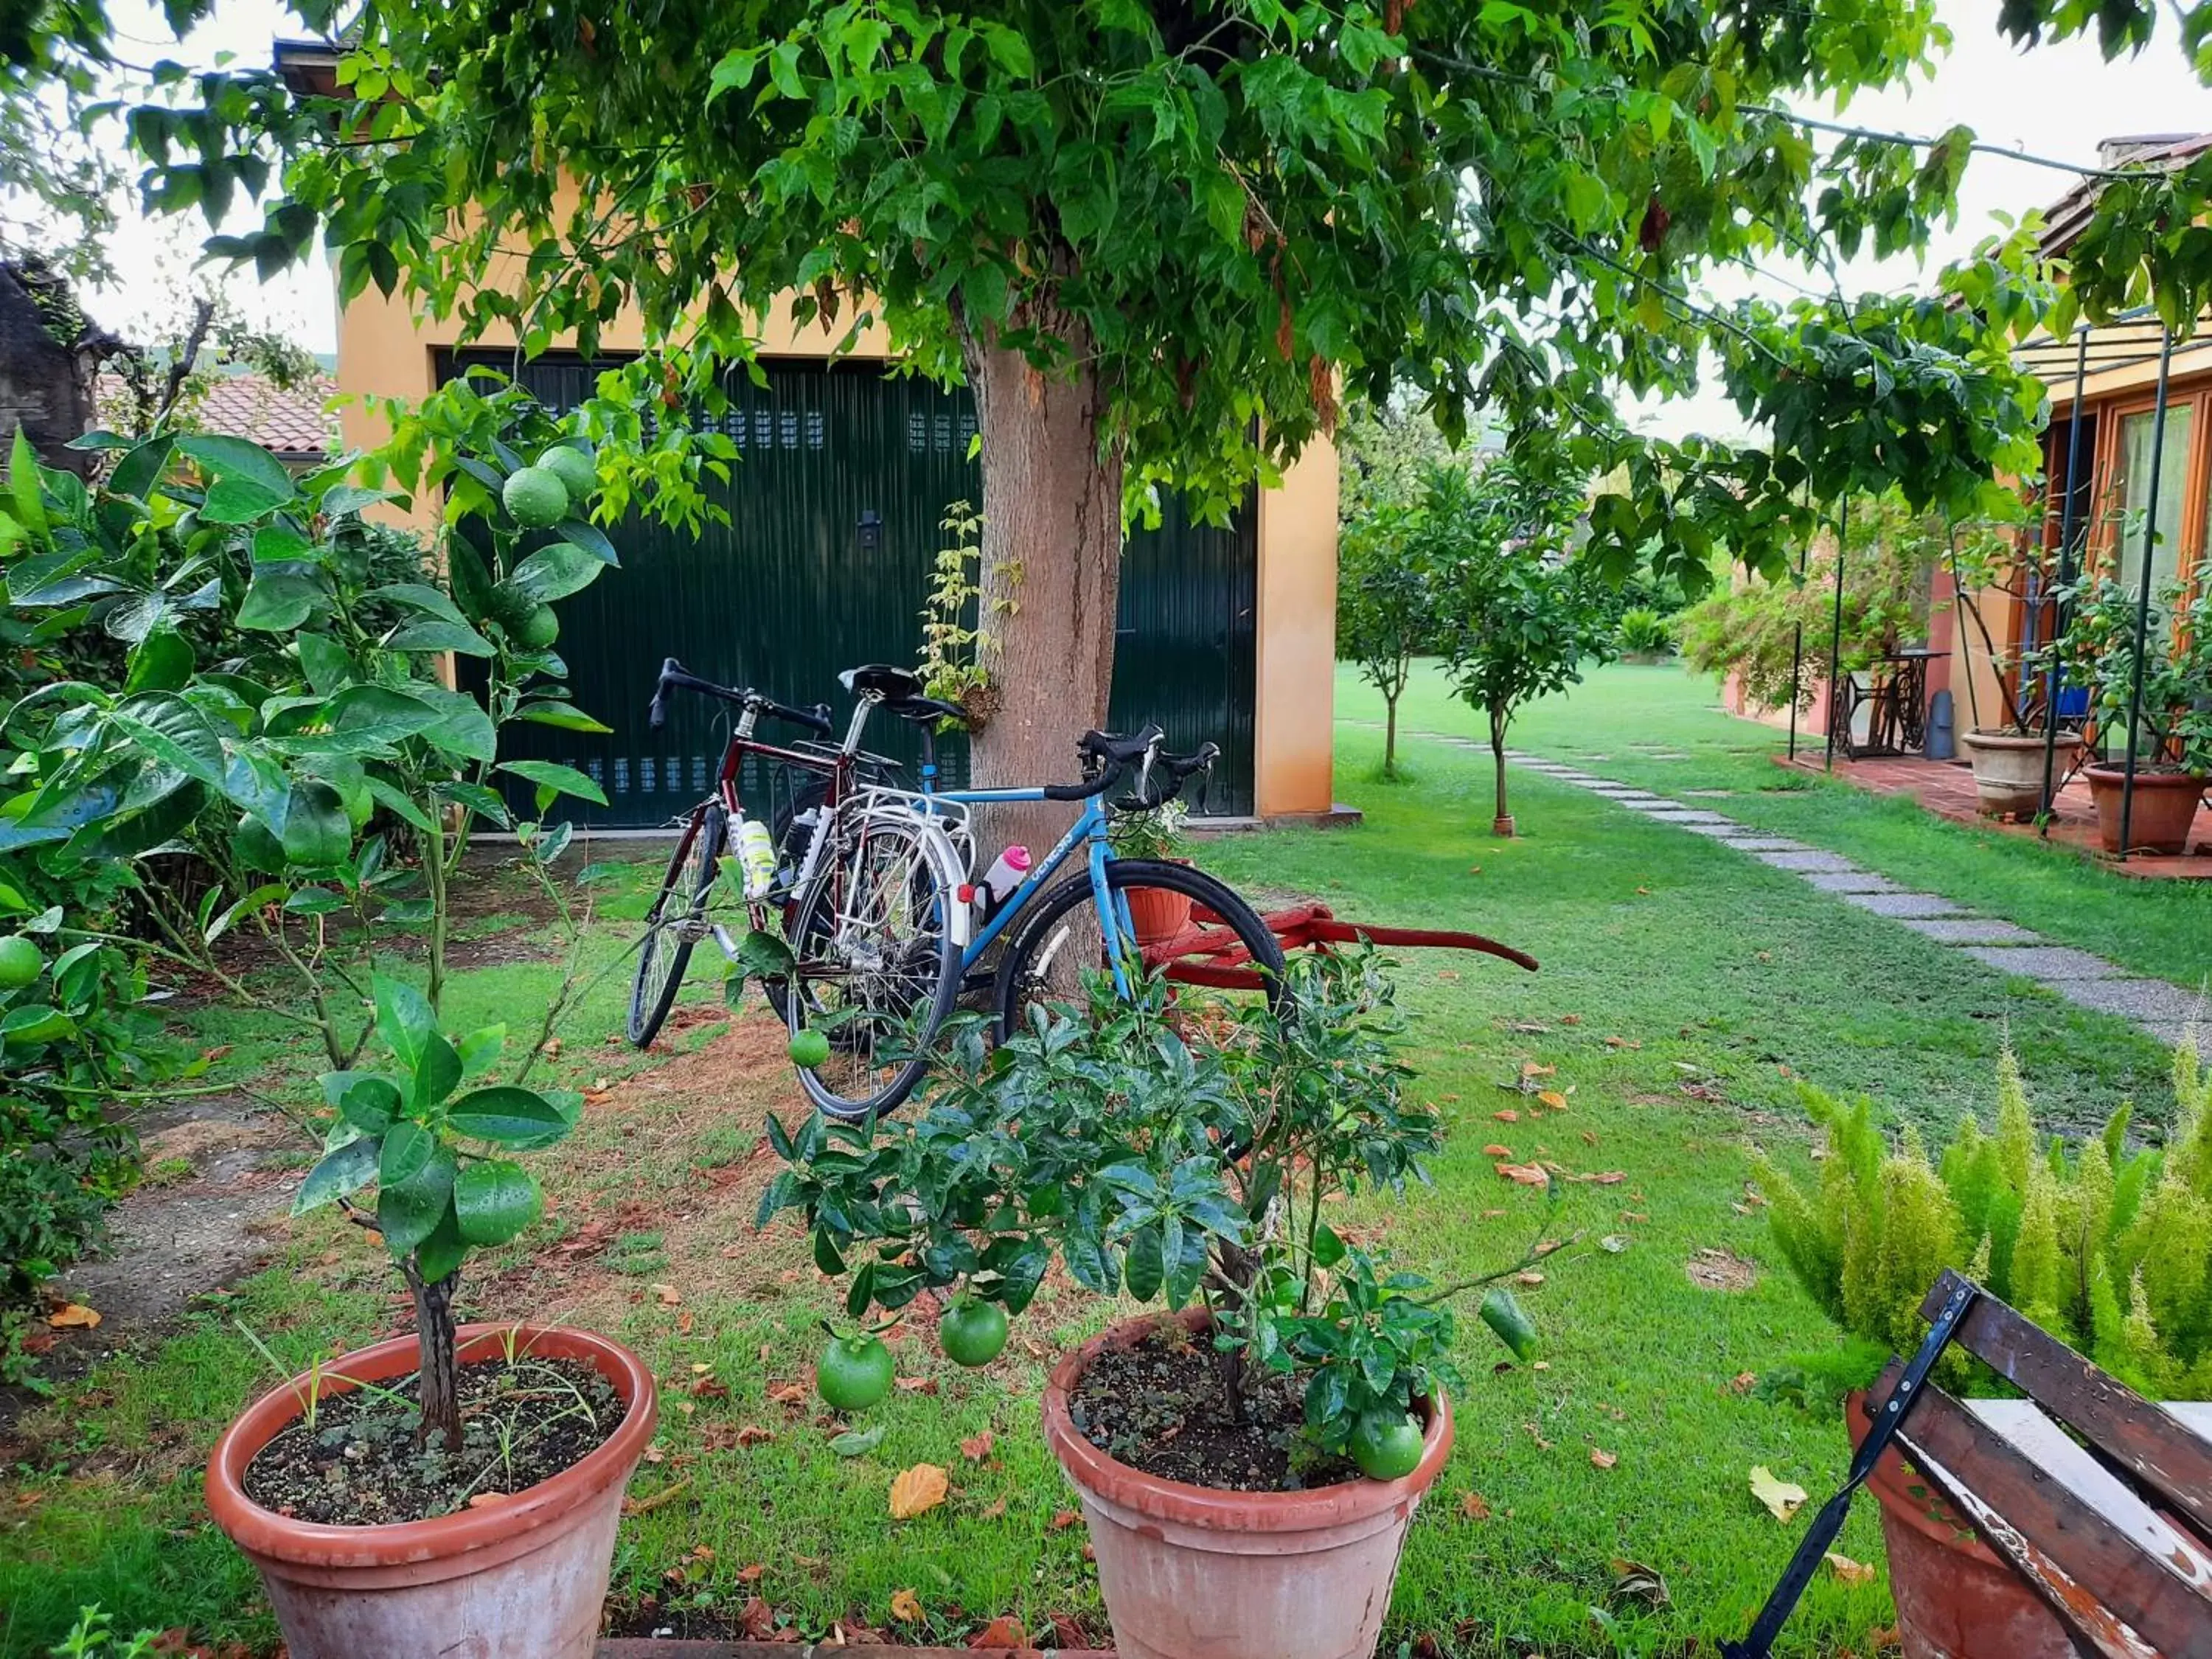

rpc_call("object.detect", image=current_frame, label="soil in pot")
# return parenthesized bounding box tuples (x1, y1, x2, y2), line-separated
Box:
(243, 1352, 622, 1526)
(1067, 1321, 1360, 1492)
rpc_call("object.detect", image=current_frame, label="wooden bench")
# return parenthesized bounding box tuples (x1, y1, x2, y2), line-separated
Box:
(1731, 1268, 2212, 1658)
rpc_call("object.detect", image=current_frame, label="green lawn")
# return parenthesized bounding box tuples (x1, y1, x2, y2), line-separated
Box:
(0, 671, 2196, 1657)
(1342, 658, 2212, 996)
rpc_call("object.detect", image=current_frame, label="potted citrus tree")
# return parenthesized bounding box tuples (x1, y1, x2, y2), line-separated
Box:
(2038, 574, 2210, 854)
(762, 952, 1554, 1659)
(1755, 1037, 2212, 1659)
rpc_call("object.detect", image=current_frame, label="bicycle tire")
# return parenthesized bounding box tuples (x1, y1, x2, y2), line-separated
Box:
(992, 858, 1289, 1040)
(784, 810, 964, 1121)
(627, 801, 726, 1048)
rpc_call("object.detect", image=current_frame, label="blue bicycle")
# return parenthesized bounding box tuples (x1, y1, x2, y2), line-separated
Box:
(776, 664, 1286, 1120)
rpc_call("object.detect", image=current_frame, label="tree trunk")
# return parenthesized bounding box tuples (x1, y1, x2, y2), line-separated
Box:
(1383, 695, 1399, 779)
(410, 1267, 464, 1452)
(1489, 704, 1513, 836)
(959, 320, 1124, 862)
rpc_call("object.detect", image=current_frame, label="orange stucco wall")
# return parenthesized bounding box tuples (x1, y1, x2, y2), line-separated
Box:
(331, 285, 1339, 817)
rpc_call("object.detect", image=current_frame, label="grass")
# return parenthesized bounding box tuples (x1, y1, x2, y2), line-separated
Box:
(1342, 658, 2212, 995)
(1, 672, 2197, 1656)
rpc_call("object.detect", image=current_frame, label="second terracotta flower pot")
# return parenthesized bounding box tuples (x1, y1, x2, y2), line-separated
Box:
(1847, 1393, 2073, 1659)
(1043, 1310, 1453, 1659)
(206, 1322, 657, 1659)
(2082, 764, 2206, 855)
(1124, 882, 1194, 945)
(1959, 728, 2081, 818)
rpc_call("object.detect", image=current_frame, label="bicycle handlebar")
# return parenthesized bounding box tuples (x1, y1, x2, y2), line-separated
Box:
(647, 657, 835, 737)
(1040, 725, 1219, 808)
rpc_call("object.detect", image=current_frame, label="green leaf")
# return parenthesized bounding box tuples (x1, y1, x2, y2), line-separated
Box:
(109, 434, 175, 501)
(109, 693, 227, 788)
(364, 776, 432, 832)
(386, 618, 496, 656)
(378, 1137, 456, 1254)
(368, 582, 470, 625)
(178, 434, 296, 500)
(1478, 1286, 1537, 1362)
(414, 1203, 468, 1284)
(124, 627, 193, 695)
(553, 518, 617, 564)
(448, 1085, 576, 1147)
(435, 779, 512, 828)
(508, 543, 611, 602)
(236, 569, 326, 630)
(294, 1134, 380, 1214)
(1312, 1223, 1347, 1268)
(414, 686, 495, 763)
(516, 700, 613, 734)
(1, 1004, 74, 1045)
(340, 1075, 403, 1134)
(497, 759, 608, 808)
(10, 428, 47, 538)
(415, 1029, 463, 1109)
(380, 1119, 436, 1186)
(457, 1024, 506, 1077)
(322, 684, 445, 750)
(1123, 1226, 1164, 1302)
(829, 1425, 886, 1457)
(814, 1227, 846, 1275)
(372, 973, 437, 1072)
(454, 1159, 542, 1245)
(201, 475, 296, 525)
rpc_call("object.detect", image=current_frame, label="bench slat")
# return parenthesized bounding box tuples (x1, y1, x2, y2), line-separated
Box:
(1871, 1362, 2212, 1659)
(1920, 1268, 2212, 1542)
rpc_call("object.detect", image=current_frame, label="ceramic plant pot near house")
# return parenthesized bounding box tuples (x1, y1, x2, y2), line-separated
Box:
(2081, 764, 2207, 855)
(206, 1323, 656, 1659)
(1958, 729, 2081, 818)
(1847, 1394, 2073, 1659)
(1042, 1310, 1453, 1659)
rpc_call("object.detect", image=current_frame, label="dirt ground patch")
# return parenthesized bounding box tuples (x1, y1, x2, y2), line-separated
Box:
(1684, 1247, 1759, 1292)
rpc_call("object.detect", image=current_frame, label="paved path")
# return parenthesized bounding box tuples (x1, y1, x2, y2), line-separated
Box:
(1414, 731, 2202, 1047)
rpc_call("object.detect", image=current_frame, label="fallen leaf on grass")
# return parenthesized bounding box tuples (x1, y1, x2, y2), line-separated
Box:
(1750, 1465, 1808, 1523)
(888, 1463, 948, 1520)
(738, 1562, 765, 1583)
(691, 1376, 729, 1401)
(1559, 1013, 1582, 1025)
(1609, 1558, 1669, 1607)
(896, 1376, 940, 1396)
(1581, 1130, 1599, 1146)
(738, 1597, 779, 1640)
(968, 1615, 1026, 1649)
(975, 1496, 1007, 1519)
(832, 1425, 886, 1458)
(1516, 1271, 1545, 1286)
(1461, 1490, 1492, 1521)
(734, 1424, 773, 1447)
(1051, 1508, 1082, 1529)
(960, 1430, 995, 1461)
(45, 1303, 100, 1329)
(1520, 1062, 1556, 1079)
(1729, 1371, 1759, 1394)
(1495, 1162, 1551, 1186)
(1537, 1090, 1569, 1110)
(1868, 1624, 1902, 1649)
(1482, 1143, 1514, 1157)
(1590, 1448, 1618, 1470)
(1493, 1110, 1520, 1123)
(1567, 1170, 1627, 1185)
(653, 1283, 683, 1307)
(1826, 1552, 1877, 1585)
(768, 1381, 809, 1407)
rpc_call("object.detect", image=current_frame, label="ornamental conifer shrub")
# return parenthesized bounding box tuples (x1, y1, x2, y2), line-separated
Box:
(1759, 1037, 2212, 1396)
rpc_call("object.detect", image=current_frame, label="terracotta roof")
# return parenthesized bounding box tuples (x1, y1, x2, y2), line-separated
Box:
(2039, 133, 2212, 257)
(195, 373, 338, 459)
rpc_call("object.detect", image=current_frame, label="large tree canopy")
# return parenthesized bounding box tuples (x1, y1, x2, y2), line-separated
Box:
(12, 0, 2212, 796)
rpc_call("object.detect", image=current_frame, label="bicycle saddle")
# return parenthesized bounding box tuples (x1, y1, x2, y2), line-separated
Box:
(839, 664, 925, 701)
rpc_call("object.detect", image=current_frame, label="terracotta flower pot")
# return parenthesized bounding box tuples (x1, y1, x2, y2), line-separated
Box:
(206, 1322, 657, 1659)
(1124, 882, 1194, 945)
(1958, 729, 2081, 819)
(1042, 1310, 1453, 1659)
(2081, 764, 2207, 855)
(1847, 1392, 2073, 1659)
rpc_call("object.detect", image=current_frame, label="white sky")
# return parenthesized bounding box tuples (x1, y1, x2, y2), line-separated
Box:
(66, 0, 2212, 436)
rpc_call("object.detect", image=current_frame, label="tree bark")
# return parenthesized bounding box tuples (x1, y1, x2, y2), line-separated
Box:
(959, 319, 1124, 862)
(409, 1267, 464, 1452)
(1383, 694, 1399, 779)
(1490, 703, 1512, 835)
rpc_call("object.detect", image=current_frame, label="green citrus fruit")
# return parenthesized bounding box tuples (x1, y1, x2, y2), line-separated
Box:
(817, 1333, 894, 1411)
(501, 465, 570, 529)
(535, 445, 597, 502)
(787, 1028, 832, 1069)
(938, 1298, 1009, 1368)
(234, 813, 288, 874)
(281, 780, 354, 869)
(1349, 1412, 1425, 1481)
(511, 602, 560, 650)
(0, 934, 44, 990)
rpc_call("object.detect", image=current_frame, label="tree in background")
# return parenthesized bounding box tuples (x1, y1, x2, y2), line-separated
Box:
(1337, 497, 1433, 780)
(1425, 459, 1615, 835)
(33, 0, 2212, 850)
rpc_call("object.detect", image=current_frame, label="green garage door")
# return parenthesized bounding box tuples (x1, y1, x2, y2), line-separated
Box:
(451, 352, 1256, 826)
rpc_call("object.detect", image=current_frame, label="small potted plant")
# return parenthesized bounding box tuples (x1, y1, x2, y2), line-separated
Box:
(2039, 575, 2211, 854)
(1107, 798, 1194, 942)
(204, 976, 657, 1658)
(1755, 1037, 2212, 1659)
(761, 952, 1553, 1659)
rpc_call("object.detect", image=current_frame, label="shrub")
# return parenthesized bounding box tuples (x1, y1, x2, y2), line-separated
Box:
(1615, 607, 1674, 658)
(1759, 1039, 2212, 1396)
(763, 951, 1554, 1467)
(2034, 574, 2212, 772)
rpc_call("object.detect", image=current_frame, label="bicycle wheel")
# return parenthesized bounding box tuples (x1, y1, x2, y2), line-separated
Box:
(627, 801, 725, 1048)
(783, 810, 964, 1121)
(993, 858, 1289, 1041)
(757, 780, 828, 1026)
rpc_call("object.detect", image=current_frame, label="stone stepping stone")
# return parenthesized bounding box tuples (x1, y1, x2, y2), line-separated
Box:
(2054, 977, 2207, 1027)
(1963, 945, 2129, 981)
(1678, 821, 1752, 838)
(1898, 918, 2043, 946)
(1753, 849, 1863, 874)
(1801, 870, 1904, 894)
(1714, 836, 1812, 853)
(1639, 809, 1736, 825)
(1840, 891, 1969, 919)
(1683, 789, 1736, 798)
